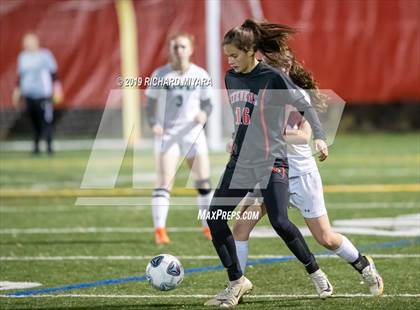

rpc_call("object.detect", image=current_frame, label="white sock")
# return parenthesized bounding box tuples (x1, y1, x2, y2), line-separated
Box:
(333, 235, 359, 263)
(196, 190, 214, 227)
(151, 189, 170, 229)
(234, 240, 249, 274)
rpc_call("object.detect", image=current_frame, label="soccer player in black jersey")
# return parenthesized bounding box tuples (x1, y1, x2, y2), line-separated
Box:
(233, 47, 383, 298)
(205, 20, 330, 307)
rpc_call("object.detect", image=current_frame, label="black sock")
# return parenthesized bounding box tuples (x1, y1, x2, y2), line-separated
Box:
(350, 254, 369, 273)
(212, 235, 243, 281)
(286, 237, 319, 274)
(225, 235, 243, 281)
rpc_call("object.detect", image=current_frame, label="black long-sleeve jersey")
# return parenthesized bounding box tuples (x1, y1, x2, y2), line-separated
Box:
(225, 61, 326, 167)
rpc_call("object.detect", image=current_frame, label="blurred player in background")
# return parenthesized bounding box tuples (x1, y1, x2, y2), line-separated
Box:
(233, 47, 384, 296)
(12, 33, 61, 155)
(145, 33, 214, 245)
(205, 20, 330, 307)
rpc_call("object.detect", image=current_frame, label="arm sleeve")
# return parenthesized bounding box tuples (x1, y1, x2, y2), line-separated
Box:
(225, 75, 237, 139)
(289, 94, 325, 140)
(146, 96, 158, 128)
(17, 53, 22, 85)
(145, 70, 159, 99)
(45, 49, 57, 74)
(200, 71, 212, 100)
(278, 75, 326, 141)
(44, 49, 58, 82)
(199, 70, 213, 116)
(200, 98, 212, 116)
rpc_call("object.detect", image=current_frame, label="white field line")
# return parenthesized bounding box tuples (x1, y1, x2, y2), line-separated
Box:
(0, 139, 154, 151)
(1, 293, 420, 299)
(0, 227, 201, 234)
(1, 226, 419, 237)
(0, 226, 413, 238)
(0, 202, 418, 213)
(0, 254, 419, 261)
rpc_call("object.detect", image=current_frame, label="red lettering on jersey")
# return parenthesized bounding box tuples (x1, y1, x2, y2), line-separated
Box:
(230, 91, 258, 106)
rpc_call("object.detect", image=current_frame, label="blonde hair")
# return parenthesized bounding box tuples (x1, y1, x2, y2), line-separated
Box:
(168, 32, 194, 47)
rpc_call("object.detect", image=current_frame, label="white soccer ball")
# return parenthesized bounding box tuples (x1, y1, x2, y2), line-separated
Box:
(145, 254, 184, 291)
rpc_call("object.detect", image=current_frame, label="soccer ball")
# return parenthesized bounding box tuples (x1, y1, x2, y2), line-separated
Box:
(145, 254, 184, 291)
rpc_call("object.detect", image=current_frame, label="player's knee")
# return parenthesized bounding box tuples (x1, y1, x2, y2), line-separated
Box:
(198, 188, 211, 195)
(272, 218, 291, 231)
(196, 179, 212, 195)
(232, 222, 251, 241)
(270, 218, 292, 236)
(152, 188, 170, 199)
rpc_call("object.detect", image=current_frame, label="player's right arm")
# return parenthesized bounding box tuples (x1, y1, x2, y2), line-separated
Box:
(225, 74, 237, 154)
(13, 56, 23, 110)
(284, 120, 311, 145)
(146, 96, 163, 136)
(275, 74, 328, 161)
(145, 70, 163, 135)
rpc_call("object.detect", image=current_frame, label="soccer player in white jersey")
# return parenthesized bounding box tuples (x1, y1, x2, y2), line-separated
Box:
(145, 33, 213, 244)
(232, 47, 384, 297)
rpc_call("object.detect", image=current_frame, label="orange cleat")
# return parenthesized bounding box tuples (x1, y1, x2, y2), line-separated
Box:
(202, 226, 212, 240)
(155, 227, 171, 245)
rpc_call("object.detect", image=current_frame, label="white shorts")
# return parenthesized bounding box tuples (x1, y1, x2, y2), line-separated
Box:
(154, 126, 208, 159)
(289, 170, 327, 219)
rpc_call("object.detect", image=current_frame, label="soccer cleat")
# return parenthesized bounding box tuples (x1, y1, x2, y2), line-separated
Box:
(310, 269, 333, 299)
(204, 276, 253, 307)
(154, 227, 170, 245)
(203, 226, 212, 240)
(361, 256, 384, 296)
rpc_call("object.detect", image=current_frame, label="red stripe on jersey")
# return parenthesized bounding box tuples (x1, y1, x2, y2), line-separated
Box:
(259, 86, 269, 160)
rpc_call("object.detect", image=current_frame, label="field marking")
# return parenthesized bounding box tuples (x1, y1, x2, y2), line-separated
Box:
(3, 238, 417, 297)
(1, 254, 419, 261)
(0, 202, 418, 213)
(0, 227, 201, 234)
(1, 183, 419, 198)
(1, 293, 420, 299)
(0, 282, 42, 291)
(2, 220, 419, 237)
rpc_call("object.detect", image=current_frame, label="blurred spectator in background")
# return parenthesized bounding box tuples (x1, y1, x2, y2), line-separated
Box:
(12, 33, 62, 155)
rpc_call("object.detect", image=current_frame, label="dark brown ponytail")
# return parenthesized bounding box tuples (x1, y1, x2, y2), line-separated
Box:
(223, 19, 296, 57)
(286, 50, 327, 113)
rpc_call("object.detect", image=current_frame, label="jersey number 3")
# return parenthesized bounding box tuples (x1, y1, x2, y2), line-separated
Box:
(235, 107, 250, 125)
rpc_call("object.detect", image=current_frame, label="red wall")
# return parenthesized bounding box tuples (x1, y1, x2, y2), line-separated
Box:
(0, 0, 419, 109)
(260, 0, 420, 102)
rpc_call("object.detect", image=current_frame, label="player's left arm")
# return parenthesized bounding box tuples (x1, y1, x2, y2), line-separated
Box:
(195, 98, 212, 124)
(195, 72, 213, 124)
(291, 97, 328, 161)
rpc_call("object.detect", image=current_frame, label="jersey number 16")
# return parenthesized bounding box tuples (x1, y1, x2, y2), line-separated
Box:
(235, 107, 250, 125)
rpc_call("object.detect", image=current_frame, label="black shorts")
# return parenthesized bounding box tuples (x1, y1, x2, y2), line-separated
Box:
(218, 157, 289, 191)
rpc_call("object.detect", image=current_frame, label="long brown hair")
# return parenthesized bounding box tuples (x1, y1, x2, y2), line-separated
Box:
(281, 48, 327, 113)
(223, 19, 326, 112)
(222, 19, 296, 58)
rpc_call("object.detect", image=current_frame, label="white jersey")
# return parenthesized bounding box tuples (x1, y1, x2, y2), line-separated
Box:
(145, 63, 211, 135)
(286, 89, 318, 177)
